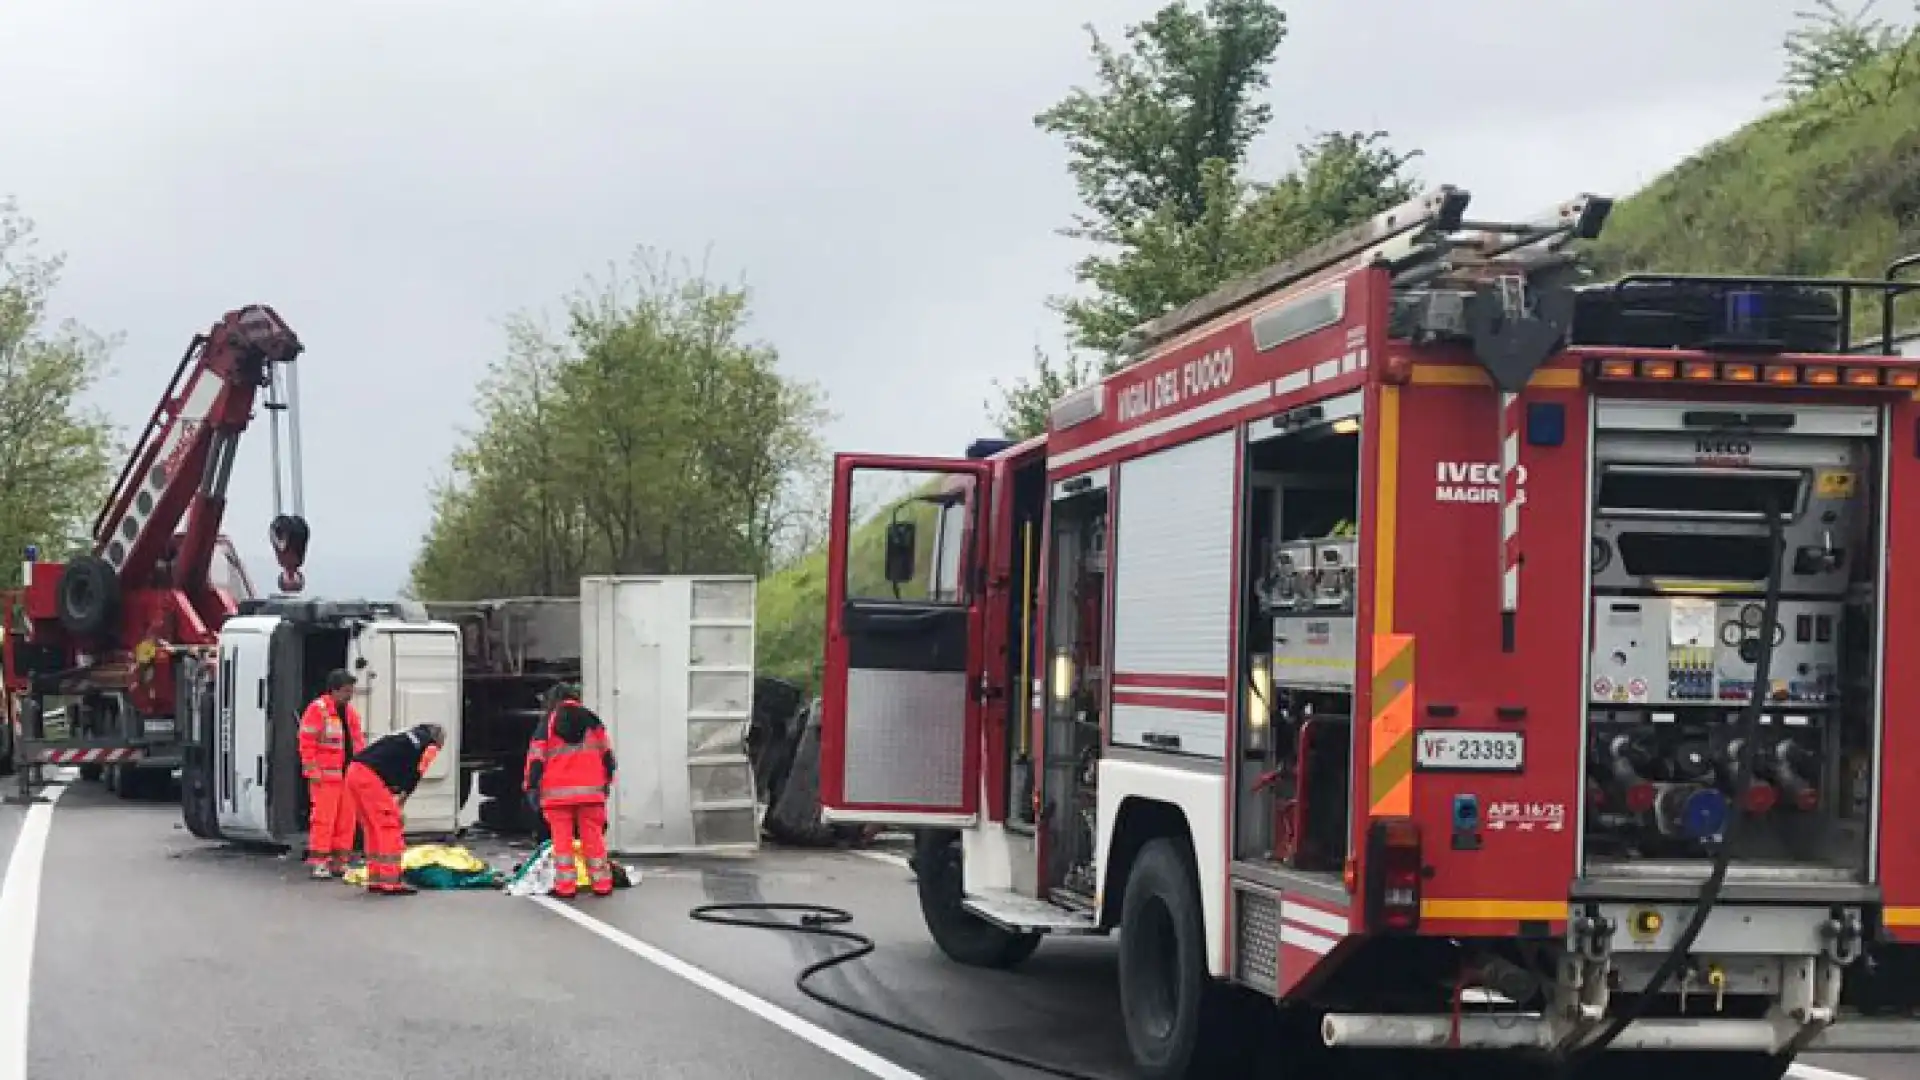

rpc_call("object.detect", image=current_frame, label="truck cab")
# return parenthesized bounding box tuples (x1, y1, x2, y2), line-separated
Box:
(178, 598, 463, 845)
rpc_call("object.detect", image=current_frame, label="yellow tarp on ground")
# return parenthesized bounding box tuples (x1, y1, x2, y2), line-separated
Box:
(402, 844, 488, 873)
(341, 843, 492, 887)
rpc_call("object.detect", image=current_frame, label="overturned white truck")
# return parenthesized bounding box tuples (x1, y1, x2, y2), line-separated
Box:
(177, 576, 760, 854)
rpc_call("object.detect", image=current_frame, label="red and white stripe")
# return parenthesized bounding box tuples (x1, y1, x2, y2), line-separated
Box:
(1278, 896, 1350, 994)
(1499, 390, 1523, 617)
(35, 747, 144, 764)
(1111, 673, 1227, 713)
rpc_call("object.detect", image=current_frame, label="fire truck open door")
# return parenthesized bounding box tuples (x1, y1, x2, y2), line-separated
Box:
(820, 453, 991, 827)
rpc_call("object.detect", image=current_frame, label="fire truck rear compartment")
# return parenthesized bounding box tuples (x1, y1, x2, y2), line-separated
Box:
(1581, 400, 1883, 882)
(1238, 398, 1362, 878)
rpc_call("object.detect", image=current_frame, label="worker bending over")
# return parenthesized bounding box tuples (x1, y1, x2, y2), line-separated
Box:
(525, 688, 617, 898)
(297, 670, 366, 879)
(344, 723, 445, 896)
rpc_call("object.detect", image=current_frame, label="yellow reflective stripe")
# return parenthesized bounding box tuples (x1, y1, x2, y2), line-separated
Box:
(1420, 899, 1569, 922)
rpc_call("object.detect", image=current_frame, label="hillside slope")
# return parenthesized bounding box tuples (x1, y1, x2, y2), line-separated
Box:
(756, 53, 1920, 687)
(1587, 47, 1920, 324)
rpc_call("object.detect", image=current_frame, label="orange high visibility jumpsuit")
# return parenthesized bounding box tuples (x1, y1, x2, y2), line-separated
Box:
(297, 695, 365, 873)
(345, 729, 441, 894)
(526, 703, 616, 898)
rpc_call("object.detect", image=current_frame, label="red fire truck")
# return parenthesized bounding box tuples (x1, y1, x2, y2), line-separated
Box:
(817, 184, 1920, 1078)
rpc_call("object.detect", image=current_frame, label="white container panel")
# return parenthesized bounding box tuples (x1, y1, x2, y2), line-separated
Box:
(583, 575, 758, 855)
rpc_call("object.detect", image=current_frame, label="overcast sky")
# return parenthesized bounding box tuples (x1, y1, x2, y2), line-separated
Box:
(4, 0, 1810, 597)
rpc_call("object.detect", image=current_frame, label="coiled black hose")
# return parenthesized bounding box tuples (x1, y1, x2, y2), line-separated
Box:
(689, 901, 1106, 1080)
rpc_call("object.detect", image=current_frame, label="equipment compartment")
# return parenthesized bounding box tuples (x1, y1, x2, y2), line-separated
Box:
(1581, 402, 1882, 878)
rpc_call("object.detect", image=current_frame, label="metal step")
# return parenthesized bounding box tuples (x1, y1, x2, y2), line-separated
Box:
(962, 889, 1102, 935)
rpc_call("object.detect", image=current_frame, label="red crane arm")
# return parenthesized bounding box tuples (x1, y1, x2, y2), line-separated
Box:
(92, 306, 303, 593)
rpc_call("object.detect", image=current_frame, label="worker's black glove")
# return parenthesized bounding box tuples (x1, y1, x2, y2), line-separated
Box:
(525, 790, 541, 816)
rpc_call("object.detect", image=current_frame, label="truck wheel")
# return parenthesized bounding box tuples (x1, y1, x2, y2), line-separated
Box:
(1119, 837, 1250, 1079)
(55, 556, 120, 639)
(912, 831, 1042, 969)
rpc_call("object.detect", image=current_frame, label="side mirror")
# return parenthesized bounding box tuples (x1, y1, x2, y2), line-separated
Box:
(884, 521, 918, 585)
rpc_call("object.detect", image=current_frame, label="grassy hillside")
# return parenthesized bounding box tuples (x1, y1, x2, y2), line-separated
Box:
(1587, 46, 1920, 334)
(756, 51, 1920, 685)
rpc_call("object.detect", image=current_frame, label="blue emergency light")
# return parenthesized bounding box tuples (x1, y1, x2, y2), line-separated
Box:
(1724, 290, 1767, 338)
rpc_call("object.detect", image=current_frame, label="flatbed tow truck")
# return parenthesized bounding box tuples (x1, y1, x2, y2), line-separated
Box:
(816, 184, 1920, 1077)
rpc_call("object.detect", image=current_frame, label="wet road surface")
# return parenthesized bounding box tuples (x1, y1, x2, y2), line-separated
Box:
(0, 775, 1912, 1080)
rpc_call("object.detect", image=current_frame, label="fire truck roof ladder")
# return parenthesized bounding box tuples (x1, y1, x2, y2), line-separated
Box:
(1116, 185, 1615, 363)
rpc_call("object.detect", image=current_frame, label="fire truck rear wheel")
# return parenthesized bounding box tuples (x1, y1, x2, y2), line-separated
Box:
(912, 831, 1043, 969)
(1119, 838, 1252, 1079)
(55, 556, 119, 639)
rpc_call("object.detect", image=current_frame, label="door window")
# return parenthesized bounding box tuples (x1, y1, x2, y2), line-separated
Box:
(841, 468, 976, 605)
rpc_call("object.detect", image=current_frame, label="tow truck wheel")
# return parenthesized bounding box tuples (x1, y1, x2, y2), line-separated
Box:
(1119, 838, 1253, 1079)
(911, 830, 1042, 969)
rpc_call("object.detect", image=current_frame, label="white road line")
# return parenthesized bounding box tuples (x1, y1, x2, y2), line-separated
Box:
(1789, 1065, 1869, 1080)
(848, 849, 911, 871)
(534, 896, 928, 1080)
(0, 782, 69, 1080)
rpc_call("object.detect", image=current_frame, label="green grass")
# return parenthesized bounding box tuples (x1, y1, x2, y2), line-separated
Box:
(1586, 47, 1920, 341)
(757, 52, 1920, 684)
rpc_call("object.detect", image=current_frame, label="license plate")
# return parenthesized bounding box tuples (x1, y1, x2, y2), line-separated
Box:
(1415, 729, 1524, 771)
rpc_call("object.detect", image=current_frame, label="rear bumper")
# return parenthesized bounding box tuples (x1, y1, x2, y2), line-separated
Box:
(17, 740, 179, 769)
(1321, 1014, 1920, 1053)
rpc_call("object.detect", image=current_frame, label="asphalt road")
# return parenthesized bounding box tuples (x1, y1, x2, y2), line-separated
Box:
(0, 777, 1910, 1080)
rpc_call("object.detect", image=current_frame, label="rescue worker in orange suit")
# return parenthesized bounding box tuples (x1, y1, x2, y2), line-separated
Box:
(344, 723, 445, 896)
(524, 691, 617, 898)
(297, 669, 367, 879)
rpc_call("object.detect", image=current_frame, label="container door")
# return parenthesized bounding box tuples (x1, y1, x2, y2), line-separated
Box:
(354, 624, 463, 834)
(215, 621, 272, 837)
(821, 453, 992, 826)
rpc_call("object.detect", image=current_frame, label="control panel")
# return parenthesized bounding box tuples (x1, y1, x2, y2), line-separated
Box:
(1588, 596, 1842, 708)
(1266, 536, 1358, 689)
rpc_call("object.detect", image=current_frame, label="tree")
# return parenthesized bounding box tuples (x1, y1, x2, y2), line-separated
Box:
(992, 2, 1420, 431)
(0, 199, 117, 568)
(987, 346, 1097, 440)
(409, 249, 829, 601)
(1779, 0, 1919, 110)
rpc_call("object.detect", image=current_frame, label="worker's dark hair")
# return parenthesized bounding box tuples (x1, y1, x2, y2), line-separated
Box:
(552, 702, 602, 745)
(325, 669, 356, 692)
(540, 682, 580, 711)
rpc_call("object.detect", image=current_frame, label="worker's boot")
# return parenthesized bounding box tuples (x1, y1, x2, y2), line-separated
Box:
(372, 882, 417, 896)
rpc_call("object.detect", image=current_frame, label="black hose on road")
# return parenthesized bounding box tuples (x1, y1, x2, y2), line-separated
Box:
(689, 901, 1106, 1080)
